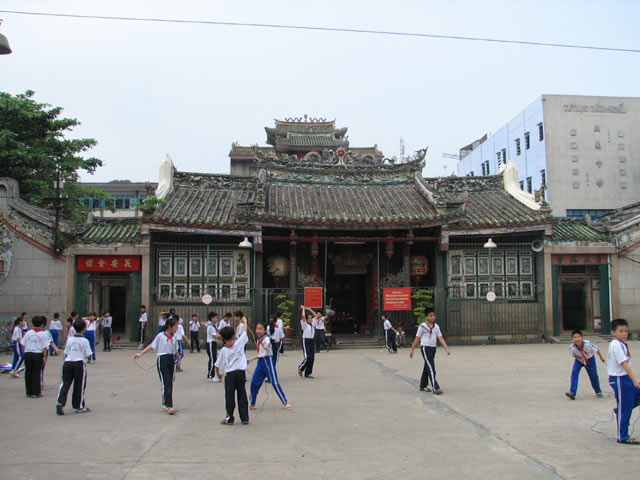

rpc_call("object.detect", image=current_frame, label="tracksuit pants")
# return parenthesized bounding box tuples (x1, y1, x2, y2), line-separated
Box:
(272, 341, 281, 365)
(206, 341, 217, 378)
(610, 375, 640, 442)
(224, 369, 249, 424)
(103, 327, 112, 351)
(84, 331, 96, 360)
(190, 331, 200, 352)
(315, 328, 326, 352)
(385, 329, 397, 353)
(24, 352, 44, 396)
(49, 330, 60, 356)
(57, 360, 87, 409)
(569, 357, 601, 396)
(420, 346, 440, 391)
(157, 354, 175, 408)
(138, 323, 145, 344)
(11, 341, 24, 371)
(298, 338, 315, 377)
(250, 356, 288, 406)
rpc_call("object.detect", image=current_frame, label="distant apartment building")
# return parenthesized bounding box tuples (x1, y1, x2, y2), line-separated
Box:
(456, 95, 639, 217)
(80, 181, 156, 218)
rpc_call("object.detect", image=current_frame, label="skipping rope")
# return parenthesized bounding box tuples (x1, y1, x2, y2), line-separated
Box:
(591, 409, 640, 442)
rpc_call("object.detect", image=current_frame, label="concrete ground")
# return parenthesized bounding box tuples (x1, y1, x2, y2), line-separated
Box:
(1, 340, 639, 480)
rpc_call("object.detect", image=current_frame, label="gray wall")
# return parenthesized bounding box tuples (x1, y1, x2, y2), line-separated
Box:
(617, 250, 640, 329)
(0, 237, 66, 320)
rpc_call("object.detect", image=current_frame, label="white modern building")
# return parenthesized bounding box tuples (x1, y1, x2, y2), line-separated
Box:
(457, 95, 640, 217)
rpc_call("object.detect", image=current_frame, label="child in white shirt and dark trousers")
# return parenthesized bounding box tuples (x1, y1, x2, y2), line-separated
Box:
(49, 313, 62, 356)
(22, 316, 61, 397)
(410, 308, 451, 395)
(383, 314, 398, 353)
(134, 317, 181, 415)
(100, 312, 113, 352)
(83, 313, 98, 362)
(206, 312, 220, 381)
(189, 314, 201, 353)
(56, 320, 93, 414)
(215, 319, 249, 425)
(297, 305, 316, 378)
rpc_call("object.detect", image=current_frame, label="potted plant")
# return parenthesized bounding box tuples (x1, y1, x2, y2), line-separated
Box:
(275, 294, 294, 337)
(412, 288, 434, 326)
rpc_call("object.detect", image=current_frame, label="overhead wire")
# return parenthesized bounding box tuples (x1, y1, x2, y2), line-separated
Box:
(0, 9, 638, 53)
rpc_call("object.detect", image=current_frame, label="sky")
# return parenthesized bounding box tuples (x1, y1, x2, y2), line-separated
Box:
(1, 0, 639, 182)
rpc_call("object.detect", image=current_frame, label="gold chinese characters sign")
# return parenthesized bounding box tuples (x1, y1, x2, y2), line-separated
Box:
(77, 255, 141, 272)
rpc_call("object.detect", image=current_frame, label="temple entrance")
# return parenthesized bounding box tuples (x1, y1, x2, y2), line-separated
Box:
(326, 274, 368, 334)
(561, 282, 586, 331)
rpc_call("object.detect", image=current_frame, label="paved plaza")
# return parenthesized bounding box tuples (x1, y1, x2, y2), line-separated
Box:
(1, 339, 639, 480)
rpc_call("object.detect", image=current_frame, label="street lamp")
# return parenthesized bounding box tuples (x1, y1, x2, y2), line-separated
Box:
(0, 20, 12, 55)
(483, 238, 497, 342)
(238, 237, 252, 248)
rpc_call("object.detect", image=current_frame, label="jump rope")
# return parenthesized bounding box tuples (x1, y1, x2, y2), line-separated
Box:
(132, 324, 287, 418)
(591, 405, 640, 442)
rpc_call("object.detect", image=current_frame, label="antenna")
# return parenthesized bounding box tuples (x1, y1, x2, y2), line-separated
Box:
(399, 136, 405, 162)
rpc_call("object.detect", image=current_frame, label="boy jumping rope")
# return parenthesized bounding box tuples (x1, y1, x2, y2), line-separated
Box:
(608, 318, 640, 445)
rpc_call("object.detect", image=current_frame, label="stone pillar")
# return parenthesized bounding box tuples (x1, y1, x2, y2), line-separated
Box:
(403, 244, 410, 287)
(289, 245, 297, 289)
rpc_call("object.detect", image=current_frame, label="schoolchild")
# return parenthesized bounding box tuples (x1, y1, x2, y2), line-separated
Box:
(297, 305, 316, 378)
(215, 319, 250, 425)
(174, 317, 186, 371)
(247, 322, 291, 411)
(565, 329, 605, 400)
(383, 314, 398, 354)
(9, 317, 26, 378)
(234, 311, 246, 337)
(189, 314, 201, 353)
(410, 308, 451, 395)
(21, 316, 61, 397)
(206, 312, 220, 381)
(219, 312, 233, 330)
(49, 313, 62, 356)
(100, 311, 113, 352)
(56, 319, 93, 415)
(134, 317, 181, 415)
(82, 313, 98, 362)
(137, 305, 147, 347)
(272, 312, 285, 364)
(607, 318, 640, 445)
(65, 311, 79, 341)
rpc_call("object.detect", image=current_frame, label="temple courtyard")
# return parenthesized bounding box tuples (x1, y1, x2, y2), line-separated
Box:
(1, 340, 638, 480)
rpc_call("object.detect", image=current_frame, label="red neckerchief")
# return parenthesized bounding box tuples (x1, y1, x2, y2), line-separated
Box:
(74, 334, 84, 337)
(426, 323, 435, 337)
(164, 332, 174, 343)
(33, 328, 42, 332)
(576, 343, 590, 363)
(224, 341, 235, 348)
(257, 336, 266, 353)
(615, 338, 630, 358)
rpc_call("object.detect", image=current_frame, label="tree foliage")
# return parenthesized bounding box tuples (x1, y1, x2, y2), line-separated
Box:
(0, 90, 105, 221)
(412, 288, 434, 325)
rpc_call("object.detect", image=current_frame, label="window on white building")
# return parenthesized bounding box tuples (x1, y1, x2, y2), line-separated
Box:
(501, 148, 506, 163)
(571, 142, 577, 149)
(618, 144, 625, 150)
(573, 182, 580, 189)
(515, 138, 521, 156)
(526, 177, 532, 193)
(524, 132, 530, 149)
(496, 152, 502, 166)
(618, 131, 624, 138)
(538, 123, 544, 141)
(620, 169, 627, 176)
(619, 156, 626, 163)
(570, 129, 577, 136)
(519, 181, 524, 190)
(540, 169, 546, 186)
(572, 169, 579, 176)
(571, 155, 578, 162)
(595, 141, 601, 150)
(593, 125, 600, 132)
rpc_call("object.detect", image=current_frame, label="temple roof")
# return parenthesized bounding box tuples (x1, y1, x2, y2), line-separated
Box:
(151, 172, 256, 228)
(78, 219, 142, 244)
(551, 218, 609, 242)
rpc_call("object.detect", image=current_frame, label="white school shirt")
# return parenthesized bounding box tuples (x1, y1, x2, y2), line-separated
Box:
(608, 339, 631, 377)
(206, 323, 219, 343)
(189, 320, 201, 332)
(85, 320, 98, 332)
(149, 332, 179, 357)
(271, 319, 284, 342)
(215, 331, 248, 373)
(383, 319, 392, 331)
(219, 319, 231, 330)
(316, 317, 325, 330)
(11, 326, 22, 342)
(416, 322, 442, 347)
(102, 316, 113, 328)
(20, 329, 49, 353)
(174, 324, 185, 342)
(569, 340, 598, 361)
(68, 325, 77, 337)
(236, 322, 245, 337)
(139, 312, 147, 324)
(64, 335, 93, 362)
(256, 335, 272, 358)
(158, 316, 166, 328)
(300, 319, 315, 339)
(49, 320, 62, 331)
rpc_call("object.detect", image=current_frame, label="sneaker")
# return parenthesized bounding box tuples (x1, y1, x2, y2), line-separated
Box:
(419, 387, 431, 392)
(212, 377, 220, 382)
(74, 407, 92, 413)
(221, 418, 234, 425)
(167, 408, 177, 415)
(56, 404, 64, 415)
(433, 389, 444, 395)
(565, 392, 576, 400)
(596, 393, 603, 398)
(241, 421, 249, 425)
(249, 405, 256, 410)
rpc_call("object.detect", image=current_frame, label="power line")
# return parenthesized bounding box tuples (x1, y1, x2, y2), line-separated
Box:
(1, 9, 639, 53)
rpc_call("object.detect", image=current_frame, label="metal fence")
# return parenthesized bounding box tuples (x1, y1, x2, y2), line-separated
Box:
(0, 317, 14, 354)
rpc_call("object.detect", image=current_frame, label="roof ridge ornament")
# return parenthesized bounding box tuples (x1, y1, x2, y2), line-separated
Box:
(501, 159, 541, 211)
(156, 154, 174, 200)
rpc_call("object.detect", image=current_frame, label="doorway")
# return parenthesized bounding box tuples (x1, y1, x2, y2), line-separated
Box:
(562, 283, 586, 331)
(109, 286, 127, 333)
(326, 274, 368, 334)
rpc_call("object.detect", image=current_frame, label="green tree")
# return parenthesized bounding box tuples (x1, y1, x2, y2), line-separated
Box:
(412, 288, 434, 325)
(0, 90, 105, 221)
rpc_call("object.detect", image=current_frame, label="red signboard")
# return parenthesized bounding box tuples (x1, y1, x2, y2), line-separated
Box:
(304, 287, 323, 309)
(383, 288, 412, 311)
(77, 255, 141, 272)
